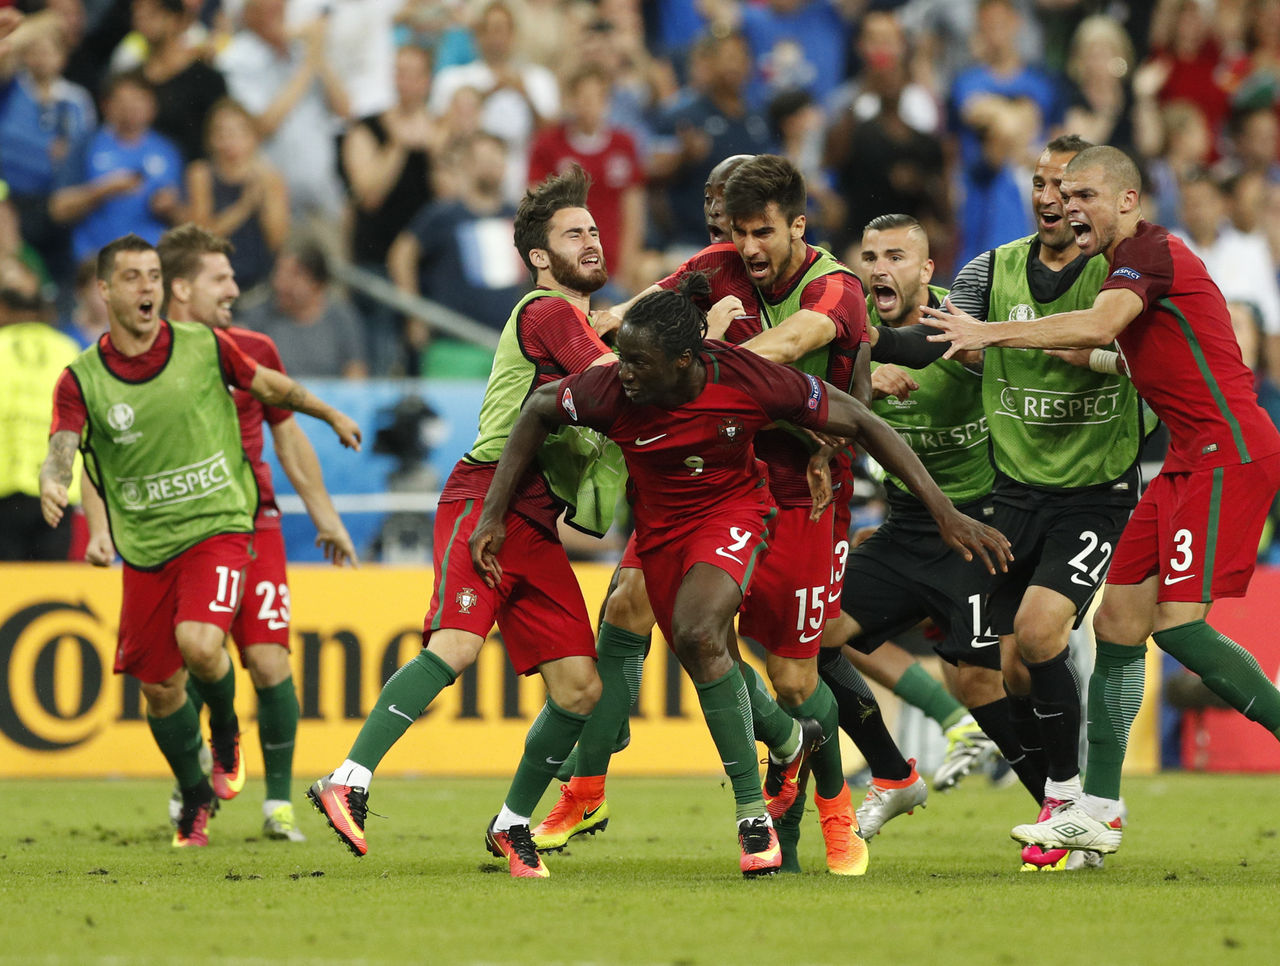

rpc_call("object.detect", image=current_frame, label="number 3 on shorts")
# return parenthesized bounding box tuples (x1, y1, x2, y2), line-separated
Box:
(1169, 528, 1194, 573)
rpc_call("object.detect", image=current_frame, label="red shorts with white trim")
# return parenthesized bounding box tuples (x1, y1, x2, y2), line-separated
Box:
(230, 526, 290, 653)
(739, 504, 834, 658)
(1108, 453, 1280, 603)
(116, 532, 253, 684)
(424, 498, 595, 675)
(638, 505, 775, 646)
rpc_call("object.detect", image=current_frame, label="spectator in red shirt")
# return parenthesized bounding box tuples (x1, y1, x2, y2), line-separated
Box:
(528, 64, 644, 294)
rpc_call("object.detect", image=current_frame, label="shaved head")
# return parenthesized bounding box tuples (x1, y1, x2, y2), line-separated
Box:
(707, 154, 753, 192)
(1066, 145, 1141, 195)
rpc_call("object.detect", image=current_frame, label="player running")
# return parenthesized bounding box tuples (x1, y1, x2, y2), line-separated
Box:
(39, 234, 361, 847)
(927, 144, 1280, 859)
(472, 272, 1011, 877)
(308, 166, 618, 879)
(152, 223, 356, 841)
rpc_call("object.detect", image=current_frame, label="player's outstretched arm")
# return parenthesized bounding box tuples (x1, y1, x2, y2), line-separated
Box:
(271, 417, 358, 567)
(469, 382, 570, 587)
(248, 365, 362, 451)
(820, 387, 1013, 574)
(80, 470, 115, 566)
(741, 309, 836, 363)
(922, 290, 1142, 358)
(38, 430, 78, 527)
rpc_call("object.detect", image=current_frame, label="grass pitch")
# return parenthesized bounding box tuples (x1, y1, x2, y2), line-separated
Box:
(3, 772, 1276, 966)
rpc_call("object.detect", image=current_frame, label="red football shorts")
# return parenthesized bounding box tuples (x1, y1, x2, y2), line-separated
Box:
(828, 487, 854, 615)
(116, 532, 253, 684)
(739, 504, 834, 658)
(638, 505, 774, 646)
(424, 498, 595, 675)
(1108, 452, 1280, 603)
(230, 526, 291, 654)
(619, 530, 642, 571)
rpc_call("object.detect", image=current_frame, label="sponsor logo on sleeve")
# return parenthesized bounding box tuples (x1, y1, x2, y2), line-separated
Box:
(1111, 267, 1141, 280)
(805, 374, 822, 411)
(561, 386, 578, 420)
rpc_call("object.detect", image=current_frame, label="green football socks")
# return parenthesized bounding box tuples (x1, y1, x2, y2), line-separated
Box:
(739, 659, 801, 757)
(256, 677, 300, 802)
(189, 662, 237, 729)
(504, 697, 589, 817)
(148, 697, 206, 790)
(1082, 640, 1147, 801)
(572, 622, 648, 778)
(348, 649, 457, 771)
(695, 667, 766, 822)
(893, 662, 966, 731)
(1155, 620, 1280, 733)
(790, 680, 843, 799)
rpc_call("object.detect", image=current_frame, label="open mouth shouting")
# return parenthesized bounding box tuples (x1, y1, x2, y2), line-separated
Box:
(872, 282, 901, 318)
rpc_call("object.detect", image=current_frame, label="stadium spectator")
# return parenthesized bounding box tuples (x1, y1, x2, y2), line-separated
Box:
(240, 239, 368, 379)
(342, 44, 438, 374)
(0, 9, 96, 285)
(0, 257, 80, 561)
(428, 1, 560, 206)
(217, 0, 349, 222)
(1141, 0, 1241, 149)
(765, 88, 842, 247)
(1178, 171, 1280, 374)
(823, 13, 951, 262)
(387, 132, 525, 374)
(185, 98, 289, 294)
(1144, 100, 1212, 230)
(1222, 105, 1280, 183)
(528, 63, 644, 295)
(898, 0, 1045, 94)
(49, 69, 183, 264)
(649, 29, 774, 252)
(58, 254, 110, 348)
(738, 0, 851, 112)
(299, 0, 401, 121)
(115, 0, 226, 163)
(1059, 15, 1143, 157)
(949, 0, 1062, 267)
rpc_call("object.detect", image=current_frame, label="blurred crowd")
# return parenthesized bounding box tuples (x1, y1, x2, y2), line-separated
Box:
(2, 0, 1280, 413)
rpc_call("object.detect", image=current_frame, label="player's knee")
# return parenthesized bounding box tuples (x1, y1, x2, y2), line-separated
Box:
(672, 620, 729, 675)
(1094, 599, 1154, 644)
(243, 644, 291, 689)
(1012, 610, 1070, 661)
(551, 669, 601, 716)
(141, 675, 187, 717)
(955, 664, 1003, 707)
(603, 570, 655, 635)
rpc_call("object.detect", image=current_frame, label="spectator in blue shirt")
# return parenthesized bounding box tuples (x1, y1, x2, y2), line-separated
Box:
(50, 69, 183, 264)
(0, 10, 96, 284)
(740, 0, 851, 112)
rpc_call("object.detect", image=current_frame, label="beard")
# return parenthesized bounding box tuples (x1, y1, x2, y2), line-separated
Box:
(548, 247, 608, 294)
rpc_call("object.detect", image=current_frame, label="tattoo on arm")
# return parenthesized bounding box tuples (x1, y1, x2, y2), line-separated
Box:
(41, 431, 79, 486)
(281, 382, 308, 411)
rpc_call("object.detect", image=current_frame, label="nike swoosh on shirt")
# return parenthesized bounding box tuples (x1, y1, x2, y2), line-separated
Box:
(715, 548, 744, 565)
(635, 434, 668, 446)
(1163, 573, 1197, 585)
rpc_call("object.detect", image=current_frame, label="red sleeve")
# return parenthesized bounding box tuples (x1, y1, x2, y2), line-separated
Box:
(799, 271, 868, 344)
(1101, 224, 1174, 312)
(213, 328, 262, 389)
(657, 244, 741, 292)
(722, 345, 830, 428)
(520, 296, 611, 375)
(554, 363, 626, 433)
(50, 368, 88, 435)
(255, 336, 292, 425)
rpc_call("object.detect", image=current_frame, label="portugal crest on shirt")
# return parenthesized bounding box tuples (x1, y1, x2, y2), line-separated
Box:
(718, 416, 743, 441)
(456, 587, 478, 614)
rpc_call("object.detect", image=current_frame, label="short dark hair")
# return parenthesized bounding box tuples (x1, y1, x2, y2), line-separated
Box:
(863, 212, 923, 235)
(1044, 134, 1094, 156)
(722, 154, 807, 225)
(283, 238, 330, 285)
(1065, 144, 1142, 194)
(97, 234, 156, 281)
(622, 271, 711, 359)
(513, 163, 592, 279)
(158, 223, 234, 306)
(103, 68, 154, 102)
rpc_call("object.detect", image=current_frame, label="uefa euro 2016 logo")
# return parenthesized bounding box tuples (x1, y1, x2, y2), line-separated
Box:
(106, 403, 134, 432)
